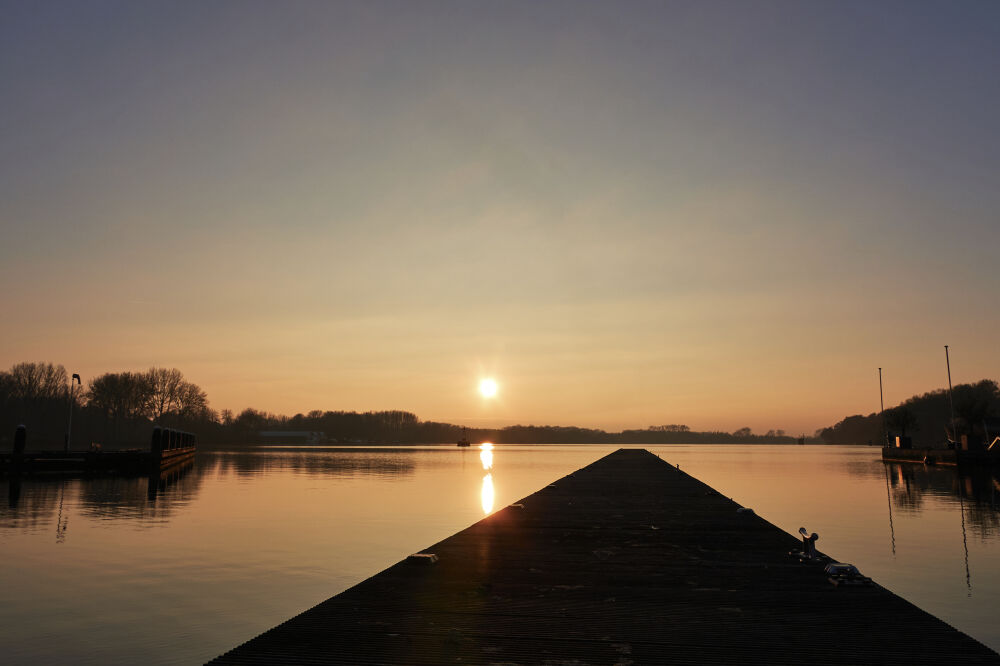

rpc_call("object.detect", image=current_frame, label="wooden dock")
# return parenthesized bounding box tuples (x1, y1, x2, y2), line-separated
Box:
(882, 446, 1000, 467)
(209, 449, 999, 665)
(1, 425, 195, 476)
(882, 446, 958, 466)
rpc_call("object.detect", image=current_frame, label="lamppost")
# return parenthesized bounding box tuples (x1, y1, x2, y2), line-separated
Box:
(945, 346, 956, 448)
(65, 373, 81, 452)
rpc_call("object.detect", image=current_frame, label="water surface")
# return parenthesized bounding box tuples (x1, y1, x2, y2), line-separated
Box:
(1, 444, 997, 663)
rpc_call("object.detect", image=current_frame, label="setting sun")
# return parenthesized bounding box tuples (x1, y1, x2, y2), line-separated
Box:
(479, 378, 498, 398)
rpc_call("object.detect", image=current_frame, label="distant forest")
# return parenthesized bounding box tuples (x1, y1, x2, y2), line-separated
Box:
(0, 361, 809, 450)
(817, 379, 1000, 447)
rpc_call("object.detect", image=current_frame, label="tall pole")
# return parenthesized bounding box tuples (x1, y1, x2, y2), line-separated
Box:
(879, 367, 887, 446)
(945, 346, 956, 446)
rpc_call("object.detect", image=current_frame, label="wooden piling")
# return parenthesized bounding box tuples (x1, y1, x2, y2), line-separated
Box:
(150, 426, 163, 468)
(12, 424, 26, 468)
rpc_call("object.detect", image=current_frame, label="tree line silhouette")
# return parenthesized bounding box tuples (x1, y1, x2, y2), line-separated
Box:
(206, 410, 803, 448)
(0, 363, 211, 449)
(816, 379, 1000, 447)
(1, 361, 805, 450)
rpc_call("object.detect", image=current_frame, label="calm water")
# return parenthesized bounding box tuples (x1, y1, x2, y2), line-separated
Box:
(1, 444, 998, 663)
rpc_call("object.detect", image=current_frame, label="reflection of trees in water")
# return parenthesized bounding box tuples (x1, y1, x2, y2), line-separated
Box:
(1, 479, 62, 529)
(3, 451, 418, 532)
(205, 449, 417, 479)
(884, 463, 1000, 536)
(76, 463, 203, 521)
(885, 464, 927, 513)
(957, 472, 1000, 539)
(1, 462, 204, 531)
(840, 459, 888, 481)
(965, 501, 1000, 540)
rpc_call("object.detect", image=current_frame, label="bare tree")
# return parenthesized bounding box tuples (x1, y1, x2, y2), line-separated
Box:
(86, 372, 153, 444)
(6, 362, 68, 400)
(147, 367, 185, 420)
(0, 362, 70, 445)
(176, 381, 210, 420)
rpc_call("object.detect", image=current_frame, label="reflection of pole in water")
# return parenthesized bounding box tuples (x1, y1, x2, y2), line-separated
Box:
(883, 463, 896, 556)
(958, 474, 971, 596)
(55, 480, 69, 544)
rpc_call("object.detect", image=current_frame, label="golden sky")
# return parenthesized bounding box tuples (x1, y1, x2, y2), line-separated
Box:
(3, 2, 999, 435)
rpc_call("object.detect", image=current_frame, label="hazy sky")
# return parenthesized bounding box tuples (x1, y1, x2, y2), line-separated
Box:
(3, 1, 999, 435)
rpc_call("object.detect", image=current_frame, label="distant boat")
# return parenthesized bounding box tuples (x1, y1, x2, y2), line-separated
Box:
(457, 427, 471, 447)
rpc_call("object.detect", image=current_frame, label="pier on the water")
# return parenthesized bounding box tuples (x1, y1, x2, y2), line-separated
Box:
(210, 449, 999, 665)
(0, 425, 196, 475)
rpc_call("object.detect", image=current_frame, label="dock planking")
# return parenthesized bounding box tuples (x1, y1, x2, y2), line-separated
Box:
(210, 449, 999, 665)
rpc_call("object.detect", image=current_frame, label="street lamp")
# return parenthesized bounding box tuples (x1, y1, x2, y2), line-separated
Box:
(944, 346, 956, 448)
(65, 373, 81, 452)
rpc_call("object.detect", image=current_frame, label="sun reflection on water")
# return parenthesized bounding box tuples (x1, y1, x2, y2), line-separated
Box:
(481, 472, 495, 515)
(479, 443, 495, 514)
(480, 442, 493, 470)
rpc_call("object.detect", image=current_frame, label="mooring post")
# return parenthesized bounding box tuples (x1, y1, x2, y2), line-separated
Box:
(13, 425, 26, 456)
(151, 427, 163, 469)
(11, 424, 27, 474)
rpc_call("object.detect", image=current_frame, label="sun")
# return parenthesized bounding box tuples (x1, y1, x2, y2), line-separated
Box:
(479, 378, 498, 398)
